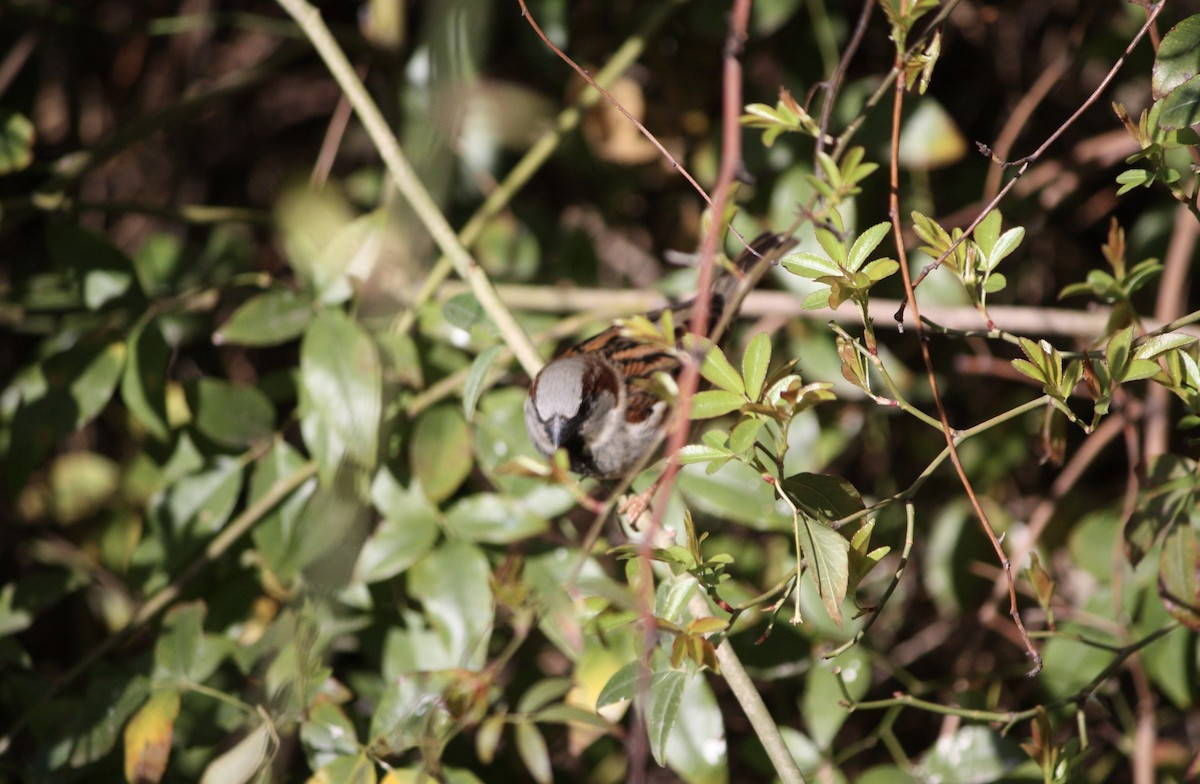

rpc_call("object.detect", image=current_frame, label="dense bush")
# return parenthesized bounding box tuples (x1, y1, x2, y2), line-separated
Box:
(1, 1, 1196, 782)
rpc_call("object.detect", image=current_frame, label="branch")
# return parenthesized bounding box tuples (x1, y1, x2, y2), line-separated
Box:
(275, 0, 543, 377)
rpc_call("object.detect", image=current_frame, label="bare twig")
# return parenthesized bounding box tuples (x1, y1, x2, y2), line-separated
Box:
(886, 49, 1042, 674)
(900, 1, 1166, 321)
(449, 282, 1200, 341)
(1144, 203, 1198, 458)
(515, 0, 710, 208)
(276, 0, 543, 376)
(394, 0, 687, 336)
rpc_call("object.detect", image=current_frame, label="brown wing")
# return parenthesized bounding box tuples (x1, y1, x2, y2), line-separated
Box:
(561, 330, 680, 425)
(555, 231, 796, 425)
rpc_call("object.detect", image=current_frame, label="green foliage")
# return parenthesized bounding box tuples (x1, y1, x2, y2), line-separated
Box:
(2, 2, 1198, 784)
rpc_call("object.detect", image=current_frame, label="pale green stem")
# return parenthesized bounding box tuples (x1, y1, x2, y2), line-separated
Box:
(394, 0, 690, 337)
(275, 0, 543, 376)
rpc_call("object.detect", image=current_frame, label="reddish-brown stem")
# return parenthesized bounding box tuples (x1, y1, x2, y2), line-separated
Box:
(887, 53, 1042, 675)
(899, 1, 1165, 321)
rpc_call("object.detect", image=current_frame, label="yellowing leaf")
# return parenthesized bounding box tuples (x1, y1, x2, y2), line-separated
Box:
(124, 690, 181, 784)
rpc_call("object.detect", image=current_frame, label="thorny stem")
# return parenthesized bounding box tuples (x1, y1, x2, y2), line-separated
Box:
(888, 54, 1042, 673)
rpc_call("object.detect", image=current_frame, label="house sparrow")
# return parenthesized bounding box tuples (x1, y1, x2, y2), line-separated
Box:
(524, 232, 795, 478)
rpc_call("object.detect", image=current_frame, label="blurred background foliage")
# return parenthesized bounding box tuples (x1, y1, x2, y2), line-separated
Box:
(0, 0, 1198, 782)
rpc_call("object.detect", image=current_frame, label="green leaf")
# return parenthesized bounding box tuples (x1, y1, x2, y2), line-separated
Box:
(1154, 15, 1200, 99)
(47, 223, 141, 311)
(153, 602, 228, 684)
(779, 473, 866, 522)
(445, 493, 548, 544)
(1160, 521, 1200, 630)
(987, 227, 1025, 269)
(121, 319, 171, 441)
(676, 444, 732, 465)
(796, 514, 851, 626)
(248, 441, 318, 582)
(679, 461, 789, 531)
(973, 210, 1001, 258)
(803, 647, 870, 748)
(846, 222, 891, 272)
(645, 669, 687, 766)
(742, 331, 772, 401)
(699, 344, 746, 394)
(41, 334, 127, 429)
(1107, 325, 1134, 381)
(410, 404, 473, 503)
(664, 672, 727, 783)
(1134, 331, 1197, 360)
(691, 389, 745, 419)
(300, 702, 359, 765)
(1116, 168, 1154, 194)
(916, 725, 1024, 783)
(185, 378, 275, 449)
(407, 540, 493, 669)
(862, 258, 899, 282)
(729, 418, 765, 454)
(463, 345, 504, 422)
(198, 721, 275, 784)
(801, 288, 832, 310)
(516, 678, 573, 714)
(443, 292, 492, 334)
(357, 470, 440, 583)
(515, 722, 552, 784)
(597, 661, 647, 707)
(1127, 456, 1200, 566)
(150, 458, 244, 560)
(215, 288, 314, 347)
(982, 272, 1007, 293)
(300, 309, 382, 468)
(0, 109, 34, 174)
(44, 673, 150, 770)
(1011, 358, 1046, 384)
(815, 227, 847, 266)
(1123, 359, 1162, 382)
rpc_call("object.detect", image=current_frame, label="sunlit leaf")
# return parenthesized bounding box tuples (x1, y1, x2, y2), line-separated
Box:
(742, 331, 772, 401)
(123, 689, 180, 784)
(199, 721, 275, 784)
(300, 310, 382, 469)
(445, 493, 548, 544)
(0, 109, 34, 174)
(408, 541, 493, 669)
(410, 404, 473, 503)
(691, 389, 745, 419)
(215, 288, 314, 347)
(515, 722, 552, 784)
(463, 345, 504, 422)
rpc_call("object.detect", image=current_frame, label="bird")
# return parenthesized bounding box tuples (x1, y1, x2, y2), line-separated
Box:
(524, 232, 795, 479)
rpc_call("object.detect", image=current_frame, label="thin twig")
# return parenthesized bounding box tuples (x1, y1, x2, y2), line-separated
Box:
(276, 0, 543, 377)
(515, 0, 711, 208)
(441, 282, 1200, 340)
(887, 52, 1042, 675)
(900, 1, 1166, 320)
(1144, 203, 1198, 458)
(393, 0, 687, 337)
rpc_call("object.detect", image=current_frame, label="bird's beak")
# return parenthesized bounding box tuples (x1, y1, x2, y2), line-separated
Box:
(548, 416, 569, 449)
